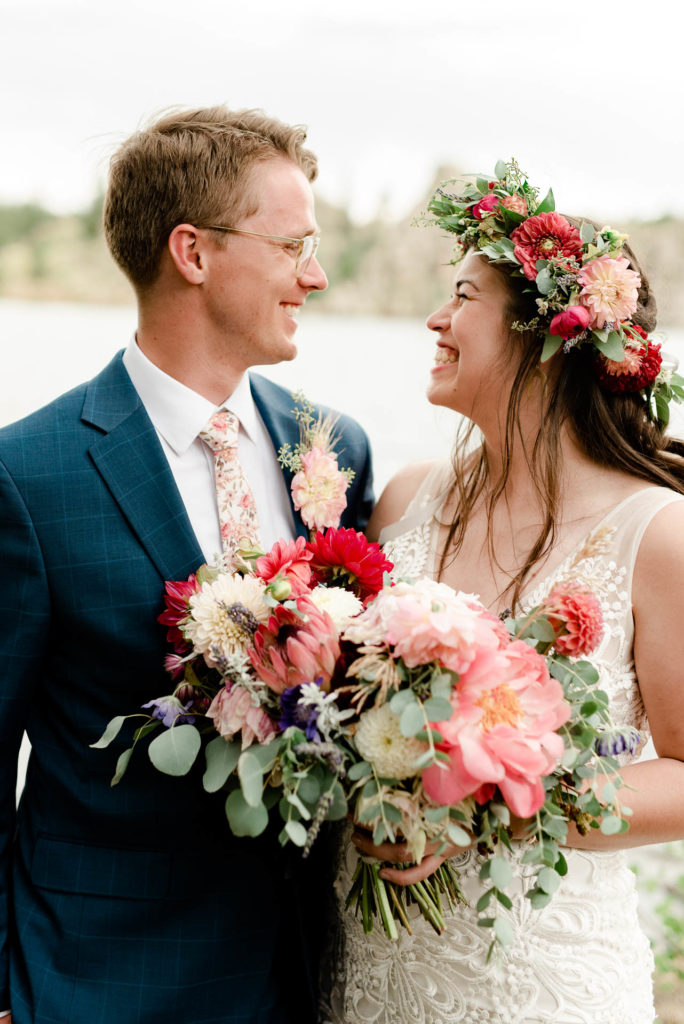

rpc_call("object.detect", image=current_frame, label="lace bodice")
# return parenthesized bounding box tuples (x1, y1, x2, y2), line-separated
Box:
(321, 466, 684, 1024)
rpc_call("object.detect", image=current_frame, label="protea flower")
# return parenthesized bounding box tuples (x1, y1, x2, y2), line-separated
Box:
(247, 595, 340, 693)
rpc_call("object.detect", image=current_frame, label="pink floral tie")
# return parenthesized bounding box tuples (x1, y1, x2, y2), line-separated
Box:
(200, 410, 261, 561)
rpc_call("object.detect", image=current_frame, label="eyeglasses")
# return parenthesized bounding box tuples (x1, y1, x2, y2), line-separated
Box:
(205, 225, 321, 277)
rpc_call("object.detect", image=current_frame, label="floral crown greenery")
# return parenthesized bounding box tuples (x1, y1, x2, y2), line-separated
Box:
(428, 159, 684, 426)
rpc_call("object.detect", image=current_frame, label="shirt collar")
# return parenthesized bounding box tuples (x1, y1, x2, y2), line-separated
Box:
(122, 337, 261, 455)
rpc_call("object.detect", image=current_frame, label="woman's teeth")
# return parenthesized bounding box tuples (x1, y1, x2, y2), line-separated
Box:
(434, 348, 458, 364)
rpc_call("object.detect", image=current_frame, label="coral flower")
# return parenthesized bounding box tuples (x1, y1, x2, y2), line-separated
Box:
(423, 640, 570, 818)
(308, 527, 393, 605)
(206, 683, 277, 748)
(500, 194, 528, 216)
(255, 537, 313, 598)
(510, 212, 583, 281)
(291, 448, 349, 531)
(248, 595, 340, 693)
(578, 255, 641, 329)
(545, 586, 604, 657)
(594, 326, 662, 393)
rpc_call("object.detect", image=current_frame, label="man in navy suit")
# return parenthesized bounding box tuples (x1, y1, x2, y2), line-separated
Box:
(0, 106, 373, 1023)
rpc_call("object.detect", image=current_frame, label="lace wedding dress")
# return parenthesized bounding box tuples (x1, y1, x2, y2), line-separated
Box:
(321, 464, 683, 1024)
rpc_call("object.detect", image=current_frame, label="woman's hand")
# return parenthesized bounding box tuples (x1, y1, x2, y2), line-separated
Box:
(351, 826, 472, 885)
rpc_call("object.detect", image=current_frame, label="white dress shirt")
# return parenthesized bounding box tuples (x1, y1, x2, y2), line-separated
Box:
(122, 338, 295, 563)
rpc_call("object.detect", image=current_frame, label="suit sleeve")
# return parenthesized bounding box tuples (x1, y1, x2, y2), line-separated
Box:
(0, 457, 50, 1005)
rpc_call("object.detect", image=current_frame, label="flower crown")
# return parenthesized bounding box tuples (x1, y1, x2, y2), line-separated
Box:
(428, 159, 684, 426)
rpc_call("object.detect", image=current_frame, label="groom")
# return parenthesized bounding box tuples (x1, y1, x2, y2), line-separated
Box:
(0, 106, 373, 1023)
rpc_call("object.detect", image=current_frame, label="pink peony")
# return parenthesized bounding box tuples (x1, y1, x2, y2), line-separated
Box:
(255, 537, 313, 598)
(549, 304, 591, 341)
(374, 580, 502, 675)
(248, 595, 340, 693)
(510, 212, 583, 281)
(206, 683, 277, 748)
(423, 639, 570, 818)
(472, 194, 500, 220)
(577, 255, 641, 329)
(545, 587, 604, 657)
(291, 448, 349, 531)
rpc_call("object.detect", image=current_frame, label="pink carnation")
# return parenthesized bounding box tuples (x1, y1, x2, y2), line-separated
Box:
(578, 255, 641, 330)
(423, 640, 570, 818)
(545, 587, 604, 657)
(291, 448, 349, 531)
(206, 683, 278, 748)
(255, 537, 313, 598)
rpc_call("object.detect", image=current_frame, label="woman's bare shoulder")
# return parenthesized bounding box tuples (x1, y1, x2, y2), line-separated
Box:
(366, 460, 444, 542)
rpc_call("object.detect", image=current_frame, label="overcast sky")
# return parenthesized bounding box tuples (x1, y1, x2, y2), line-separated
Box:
(3, 0, 682, 224)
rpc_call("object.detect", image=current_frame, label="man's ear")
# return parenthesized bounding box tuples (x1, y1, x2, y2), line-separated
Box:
(167, 224, 208, 284)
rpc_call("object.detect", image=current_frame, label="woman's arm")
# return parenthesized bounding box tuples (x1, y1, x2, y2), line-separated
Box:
(565, 497, 684, 850)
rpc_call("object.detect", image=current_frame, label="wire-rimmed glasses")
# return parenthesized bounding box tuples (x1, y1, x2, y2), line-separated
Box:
(205, 225, 320, 277)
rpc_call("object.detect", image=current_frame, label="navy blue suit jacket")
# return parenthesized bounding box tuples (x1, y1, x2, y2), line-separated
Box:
(0, 352, 373, 1024)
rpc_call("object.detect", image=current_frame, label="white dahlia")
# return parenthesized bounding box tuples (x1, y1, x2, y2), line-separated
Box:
(354, 703, 427, 780)
(308, 585, 363, 631)
(185, 573, 270, 666)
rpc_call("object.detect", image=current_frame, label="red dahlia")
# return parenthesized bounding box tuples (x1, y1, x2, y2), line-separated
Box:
(255, 536, 313, 597)
(307, 527, 394, 605)
(510, 212, 583, 281)
(594, 326, 662, 394)
(158, 574, 200, 652)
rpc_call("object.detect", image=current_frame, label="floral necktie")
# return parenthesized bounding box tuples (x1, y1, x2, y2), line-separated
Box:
(200, 410, 261, 563)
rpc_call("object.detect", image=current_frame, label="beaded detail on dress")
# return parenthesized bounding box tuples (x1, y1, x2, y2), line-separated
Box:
(321, 468, 683, 1024)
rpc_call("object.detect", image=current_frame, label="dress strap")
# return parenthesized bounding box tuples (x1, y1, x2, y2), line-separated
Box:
(378, 461, 452, 545)
(607, 486, 684, 598)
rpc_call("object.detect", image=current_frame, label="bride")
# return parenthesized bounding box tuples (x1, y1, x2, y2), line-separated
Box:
(320, 166, 684, 1024)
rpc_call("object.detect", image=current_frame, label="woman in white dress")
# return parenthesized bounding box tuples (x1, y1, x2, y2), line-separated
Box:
(321, 170, 684, 1024)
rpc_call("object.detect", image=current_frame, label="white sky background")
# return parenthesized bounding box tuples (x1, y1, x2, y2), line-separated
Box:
(2, 0, 683, 224)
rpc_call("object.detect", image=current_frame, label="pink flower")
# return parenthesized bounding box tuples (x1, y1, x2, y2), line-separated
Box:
(247, 595, 340, 693)
(255, 537, 313, 598)
(206, 683, 278, 748)
(472, 194, 500, 220)
(545, 587, 604, 657)
(578, 255, 641, 329)
(374, 580, 502, 675)
(291, 448, 349, 531)
(422, 640, 570, 818)
(510, 212, 583, 281)
(500, 194, 528, 216)
(549, 304, 591, 341)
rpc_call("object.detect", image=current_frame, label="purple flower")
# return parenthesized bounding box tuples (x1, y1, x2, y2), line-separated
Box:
(279, 681, 323, 741)
(142, 695, 195, 728)
(595, 727, 640, 758)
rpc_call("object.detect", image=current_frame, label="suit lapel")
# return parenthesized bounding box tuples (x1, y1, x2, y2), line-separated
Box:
(250, 373, 308, 539)
(83, 353, 205, 582)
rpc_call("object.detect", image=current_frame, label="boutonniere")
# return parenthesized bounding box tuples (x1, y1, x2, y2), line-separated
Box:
(277, 390, 355, 535)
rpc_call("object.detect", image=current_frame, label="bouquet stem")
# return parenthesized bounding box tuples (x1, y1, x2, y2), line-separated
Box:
(346, 857, 465, 941)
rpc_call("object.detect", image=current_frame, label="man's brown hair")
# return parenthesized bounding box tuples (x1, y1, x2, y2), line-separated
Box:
(103, 105, 318, 289)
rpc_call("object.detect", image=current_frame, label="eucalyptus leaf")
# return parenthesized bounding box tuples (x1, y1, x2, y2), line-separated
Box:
(328, 780, 348, 821)
(541, 333, 563, 363)
(400, 701, 425, 737)
(381, 802, 403, 823)
(537, 867, 561, 894)
(493, 916, 515, 946)
(111, 747, 133, 787)
(600, 814, 625, 835)
(285, 791, 311, 820)
(284, 819, 308, 847)
(530, 618, 557, 643)
(347, 760, 373, 781)
(593, 332, 625, 362)
(489, 856, 513, 889)
(430, 671, 454, 700)
(148, 724, 201, 777)
(424, 805, 448, 823)
(477, 889, 493, 912)
(389, 689, 416, 714)
(495, 159, 508, 180)
(528, 889, 553, 910)
(423, 696, 453, 722)
(297, 773, 321, 805)
(203, 736, 241, 793)
(238, 749, 265, 808)
(447, 823, 472, 847)
(535, 267, 554, 296)
(225, 790, 269, 837)
(91, 715, 128, 749)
